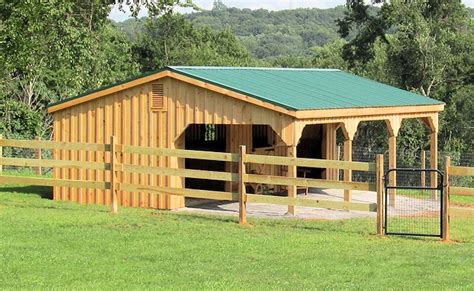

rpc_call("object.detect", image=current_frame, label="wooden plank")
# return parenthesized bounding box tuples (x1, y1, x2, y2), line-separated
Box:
(343, 138, 352, 201)
(245, 153, 375, 172)
(0, 157, 110, 170)
(122, 145, 239, 162)
(388, 134, 397, 206)
(70, 108, 78, 202)
(0, 139, 108, 151)
(0, 175, 109, 189)
(376, 154, 384, 235)
(245, 174, 376, 191)
(296, 104, 444, 120)
(86, 103, 94, 204)
(421, 150, 426, 187)
(77, 107, 86, 204)
(110, 136, 118, 213)
(246, 194, 377, 212)
(288, 144, 297, 215)
(139, 90, 148, 208)
(449, 187, 474, 197)
(52, 118, 59, 200)
(239, 145, 247, 225)
(119, 183, 238, 201)
(430, 131, 438, 200)
(450, 166, 474, 177)
(131, 92, 139, 207)
(443, 156, 450, 241)
(449, 207, 474, 218)
(119, 164, 236, 182)
(96, 99, 105, 205)
(35, 137, 42, 175)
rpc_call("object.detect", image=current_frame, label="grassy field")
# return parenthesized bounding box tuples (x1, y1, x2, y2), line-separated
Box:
(0, 185, 473, 289)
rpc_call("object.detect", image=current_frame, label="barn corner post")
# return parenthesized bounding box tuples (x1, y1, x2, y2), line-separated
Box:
(442, 156, 450, 242)
(238, 145, 247, 225)
(110, 135, 119, 214)
(376, 154, 385, 236)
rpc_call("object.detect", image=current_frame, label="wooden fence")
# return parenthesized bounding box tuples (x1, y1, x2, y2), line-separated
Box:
(0, 136, 383, 231)
(443, 157, 474, 241)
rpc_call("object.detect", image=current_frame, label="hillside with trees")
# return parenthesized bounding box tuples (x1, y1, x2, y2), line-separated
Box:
(115, 2, 349, 60)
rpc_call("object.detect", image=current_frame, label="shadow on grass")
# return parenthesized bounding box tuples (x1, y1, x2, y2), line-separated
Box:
(0, 185, 53, 199)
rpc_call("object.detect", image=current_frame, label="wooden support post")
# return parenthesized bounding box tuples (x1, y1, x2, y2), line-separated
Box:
(110, 136, 118, 214)
(344, 138, 353, 202)
(0, 134, 3, 174)
(388, 135, 397, 206)
(430, 131, 438, 200)
(288, 145, 297, 215)
(376, 154, 384, 236)
(238, 145, 247, 225)
(442, 156, 450, 242)
(35, 136, 42, 176)
(386, 117, 401, 207)
(422, 115, 439, 200)
(341, 120, 358, 202)
(421, 150, 426, 187)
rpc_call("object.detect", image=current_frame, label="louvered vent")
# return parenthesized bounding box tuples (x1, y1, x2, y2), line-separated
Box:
(151, 83, 165, 111)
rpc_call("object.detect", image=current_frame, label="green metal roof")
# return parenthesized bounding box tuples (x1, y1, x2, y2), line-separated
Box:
(48, 66, 443, 111)
(169, 66, 443, 111)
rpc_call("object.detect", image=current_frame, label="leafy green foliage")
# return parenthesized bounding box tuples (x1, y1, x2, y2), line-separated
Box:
(132, 14, 257, 71)
(0, 1, 139, 139)
(118, 5, 347, 60)
(336, 0, 473, 159)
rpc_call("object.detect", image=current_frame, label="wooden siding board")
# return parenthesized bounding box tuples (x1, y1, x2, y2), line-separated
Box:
(52, 76, 295, 209)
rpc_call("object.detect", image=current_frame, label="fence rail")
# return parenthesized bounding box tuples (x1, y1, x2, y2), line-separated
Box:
(0, 136, 381, 232)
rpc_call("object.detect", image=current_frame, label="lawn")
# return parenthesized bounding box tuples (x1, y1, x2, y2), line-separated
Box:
(0, 185, 473, 289)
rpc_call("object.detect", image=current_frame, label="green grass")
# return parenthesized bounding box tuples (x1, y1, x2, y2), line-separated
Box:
(0, 185, 473, 289)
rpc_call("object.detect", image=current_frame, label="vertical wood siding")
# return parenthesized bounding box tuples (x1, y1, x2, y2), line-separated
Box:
(53, 77, 295, 209)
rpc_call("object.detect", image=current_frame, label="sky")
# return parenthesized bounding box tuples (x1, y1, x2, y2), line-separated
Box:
(109, 0, 474, 22)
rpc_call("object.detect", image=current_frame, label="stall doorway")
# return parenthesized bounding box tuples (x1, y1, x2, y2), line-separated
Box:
(297, 124, 323, 179)
(185, 124, 227, 192)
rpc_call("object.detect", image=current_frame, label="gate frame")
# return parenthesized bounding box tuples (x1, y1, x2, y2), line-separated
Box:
(384, 168, 445, 238)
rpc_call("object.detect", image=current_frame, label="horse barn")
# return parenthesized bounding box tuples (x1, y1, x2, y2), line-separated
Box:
(47, 66, 444, 211)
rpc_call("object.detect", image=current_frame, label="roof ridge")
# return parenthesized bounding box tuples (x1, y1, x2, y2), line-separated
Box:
(168, 66, 340, 72)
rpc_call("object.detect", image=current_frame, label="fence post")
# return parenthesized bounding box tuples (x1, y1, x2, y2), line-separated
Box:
(110, 136, 118, 214)
(442, 156, 450, 242)
(421, 150, 426, 187)
(376, 154, 384, 235)
(238, 145, 247, 225)
(36, 136, 42, 176)
(0, 134, 3, 174)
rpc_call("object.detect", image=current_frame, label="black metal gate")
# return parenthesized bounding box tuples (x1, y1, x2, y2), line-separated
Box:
(384, 169, 444, 237)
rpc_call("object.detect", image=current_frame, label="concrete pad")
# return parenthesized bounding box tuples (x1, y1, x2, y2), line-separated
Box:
(176, 188, 441, 220)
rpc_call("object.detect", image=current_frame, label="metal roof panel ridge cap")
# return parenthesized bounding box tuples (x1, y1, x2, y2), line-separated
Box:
(168, 66, 341, 71)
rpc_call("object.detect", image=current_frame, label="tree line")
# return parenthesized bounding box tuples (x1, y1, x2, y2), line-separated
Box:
(0, 0, 472, 163)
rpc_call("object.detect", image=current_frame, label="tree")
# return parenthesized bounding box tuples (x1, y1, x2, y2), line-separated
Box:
(0, 1, 140, 138)
(337, 0, 473, 157)
(132, 14, 256, 71)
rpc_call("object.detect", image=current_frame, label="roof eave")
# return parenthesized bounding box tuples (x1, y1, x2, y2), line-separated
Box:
(295, 103, 445, 120)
